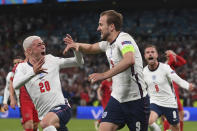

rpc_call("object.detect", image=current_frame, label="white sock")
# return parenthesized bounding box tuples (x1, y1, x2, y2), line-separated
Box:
(149, 122, 161, 131)
(43, 125, 57, 131)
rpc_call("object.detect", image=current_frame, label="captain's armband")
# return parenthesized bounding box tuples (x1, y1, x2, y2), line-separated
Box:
(121, 45, 135, 55)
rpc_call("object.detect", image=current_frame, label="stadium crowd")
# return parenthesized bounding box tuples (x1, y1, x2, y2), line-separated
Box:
(0, 9, 197, 111)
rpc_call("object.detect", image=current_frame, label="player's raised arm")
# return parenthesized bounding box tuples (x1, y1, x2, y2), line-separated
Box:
(63, 34, 102, 54)
(165, 64, 194, 91)
(58, 49, 84, 69)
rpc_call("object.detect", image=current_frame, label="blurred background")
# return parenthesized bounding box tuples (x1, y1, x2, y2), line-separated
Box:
(0, 0, 197, 130)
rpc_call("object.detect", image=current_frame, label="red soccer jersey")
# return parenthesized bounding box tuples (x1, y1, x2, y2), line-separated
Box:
(100, 80, 112, 109)
(167, 54, 186, 111)
(167, 54, 186, 70)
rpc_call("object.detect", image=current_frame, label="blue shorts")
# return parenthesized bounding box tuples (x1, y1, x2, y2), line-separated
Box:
(101, 95, 150, 131)
(150, 103, 179, 125)
(50, 104, 72, 131)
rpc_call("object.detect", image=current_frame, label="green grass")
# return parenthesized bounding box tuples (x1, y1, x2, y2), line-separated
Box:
(0, 118, 196, 131)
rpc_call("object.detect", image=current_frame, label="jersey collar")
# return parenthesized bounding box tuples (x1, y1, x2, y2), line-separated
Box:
(27, 61, 33, 67)
(148, 62, 160, 72)
(110, 32, 121, 45)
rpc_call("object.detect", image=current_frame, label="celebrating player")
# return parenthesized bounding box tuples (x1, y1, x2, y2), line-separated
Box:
(143, 45, 194, 131)
(64, 10, 150, 131)
(13, 35, 84, 131)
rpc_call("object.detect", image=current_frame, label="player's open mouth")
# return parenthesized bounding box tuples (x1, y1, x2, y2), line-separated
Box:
(41, 52, 45, 55)
(148, 57, 154, 60)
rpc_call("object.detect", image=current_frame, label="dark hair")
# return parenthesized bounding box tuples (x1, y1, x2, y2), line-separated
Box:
(100, 10, 123, 31)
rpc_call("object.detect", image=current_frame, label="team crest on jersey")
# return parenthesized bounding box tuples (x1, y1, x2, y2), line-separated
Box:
(121, 41, 132, 45)
(102, 111, 107, 118)
(152, 75, 156, 80)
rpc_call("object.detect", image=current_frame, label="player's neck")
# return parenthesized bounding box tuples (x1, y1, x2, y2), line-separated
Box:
(107, 31, 120, 43)
(29, 55, 43, 65)
(148, 61, 159, 71)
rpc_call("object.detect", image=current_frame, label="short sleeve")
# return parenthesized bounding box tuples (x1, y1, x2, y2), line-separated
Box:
(117, 35, 136, 55)
(99, 41, 108, 52)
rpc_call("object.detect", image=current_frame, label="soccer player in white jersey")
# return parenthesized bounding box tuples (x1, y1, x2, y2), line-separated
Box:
(64, 10, 150, 131)
(13, 35, 84, 131)
(143, 45, 194, 131)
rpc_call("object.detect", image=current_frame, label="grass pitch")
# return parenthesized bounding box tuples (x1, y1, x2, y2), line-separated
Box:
(0, 118, 196, 131)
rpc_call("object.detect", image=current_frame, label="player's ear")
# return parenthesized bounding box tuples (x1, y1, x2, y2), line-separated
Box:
(26, 48, 32, 55)
(109, 23, 115, 32)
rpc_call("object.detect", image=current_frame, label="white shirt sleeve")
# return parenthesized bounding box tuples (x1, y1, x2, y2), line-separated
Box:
(3, 72, 12, 104)
(13, 64, 36, 89)
(98, 41, 108, 52)
(165, 64, 189, 90)
(116, 34, 136, 51)
(56, 50, 84, 69)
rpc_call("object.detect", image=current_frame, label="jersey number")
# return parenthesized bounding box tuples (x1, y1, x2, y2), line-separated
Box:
(136, 121, 141, 131)
(155, 84, 159, 92)
(39, 81, 51, 93)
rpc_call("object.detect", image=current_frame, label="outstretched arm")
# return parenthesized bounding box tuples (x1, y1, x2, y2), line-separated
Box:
(63, 34, 102, 54)
(166, 65, 193, 91)
(59, 49, 84, 68)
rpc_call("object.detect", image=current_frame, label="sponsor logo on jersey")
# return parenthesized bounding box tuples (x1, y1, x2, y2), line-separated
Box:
(121, 41, 132, 45)
(102, 111, 107, 118)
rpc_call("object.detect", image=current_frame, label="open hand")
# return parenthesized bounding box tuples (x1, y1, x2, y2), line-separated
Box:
(189, 83, 194, 91)
(33, 57, 47, 74)
(63, 34, 79, 54)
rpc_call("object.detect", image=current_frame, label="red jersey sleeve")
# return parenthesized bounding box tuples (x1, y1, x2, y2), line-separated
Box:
(168, 54, 186, 69)
(167, 54, 176, 70)
(175, 55, 186, 67)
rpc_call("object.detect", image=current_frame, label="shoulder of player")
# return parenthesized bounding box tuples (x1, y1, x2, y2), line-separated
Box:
(117, 32, 131, 40)
(158, 62, 172, 73)
(116, 32, 136, 45)
(159, 62, 170, 68)
(6, 72, 13, 79)
(143, 65, 149, 73)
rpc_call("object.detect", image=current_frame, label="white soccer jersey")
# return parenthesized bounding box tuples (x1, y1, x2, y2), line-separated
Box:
(99, 32, 147, 103)
(3, 72, 13, 104)
(143, 62, 189, 108)
(13, 52, 83, 120)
